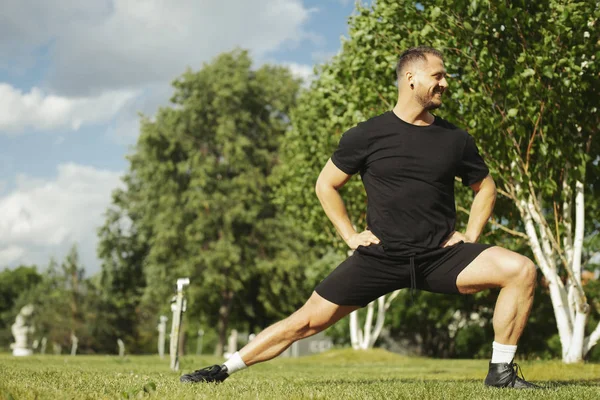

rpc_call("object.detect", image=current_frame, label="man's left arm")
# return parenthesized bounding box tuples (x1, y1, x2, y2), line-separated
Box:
(442, 174, 496, 247)
(465, 174, 497, 242)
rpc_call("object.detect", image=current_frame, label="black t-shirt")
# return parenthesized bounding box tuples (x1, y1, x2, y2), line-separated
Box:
(331, 111, 489, 256)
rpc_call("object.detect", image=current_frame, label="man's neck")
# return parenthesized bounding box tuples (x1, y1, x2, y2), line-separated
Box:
(392, 100, 434, 126)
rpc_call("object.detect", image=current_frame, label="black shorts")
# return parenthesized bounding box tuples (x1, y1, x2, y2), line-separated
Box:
(315, 241, 494, 307)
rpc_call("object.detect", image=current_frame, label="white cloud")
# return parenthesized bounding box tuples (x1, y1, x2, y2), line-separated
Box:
(0, 164, 124, 273)
(106, 83, 174, 144)
(0, 0, 320, 136)
(0, 83, 138, 134)
(1, 0, 316, 96)
(0, 245, 25, 265)
(0, 1, 109, 72)
(282, 62, 316, 87)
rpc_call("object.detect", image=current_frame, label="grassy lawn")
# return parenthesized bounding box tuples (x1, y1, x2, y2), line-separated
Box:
(1, 349, 599, 399)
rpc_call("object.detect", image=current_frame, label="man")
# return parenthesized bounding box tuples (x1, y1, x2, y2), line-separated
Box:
(180, 46, 540, 389)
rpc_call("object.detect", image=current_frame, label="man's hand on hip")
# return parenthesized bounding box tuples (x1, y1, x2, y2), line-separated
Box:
(347, 230, 380, 250)
(441, 231, 474, 247)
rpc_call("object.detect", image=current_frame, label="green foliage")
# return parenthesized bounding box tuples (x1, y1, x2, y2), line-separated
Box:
(584, 278, 600, 361)
(96, 177, 150, 352)
(0, 265, 41, 311)
(98, 49, 310, 353)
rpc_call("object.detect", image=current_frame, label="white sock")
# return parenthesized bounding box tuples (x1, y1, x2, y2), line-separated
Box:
(491, 341, 517, 364)
(223, 352, 247, 375)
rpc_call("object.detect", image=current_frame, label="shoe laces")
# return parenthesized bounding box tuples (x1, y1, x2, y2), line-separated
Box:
(509, 362, 525, 387)
(193, 365, 221, 376)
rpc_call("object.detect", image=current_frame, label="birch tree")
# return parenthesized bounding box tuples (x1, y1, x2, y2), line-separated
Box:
(419, 0, 599, 363)
(349, 290, 401, 349)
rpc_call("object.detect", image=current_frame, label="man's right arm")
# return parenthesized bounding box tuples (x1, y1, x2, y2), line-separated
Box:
(315, 159, 380, 250)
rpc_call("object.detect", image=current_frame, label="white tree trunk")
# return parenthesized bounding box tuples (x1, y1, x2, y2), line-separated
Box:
(584, 322, 600, 356)
(565, 311, 587, 362)
(515, 179, 596, 363)
(546, 278, 572, 358)
(369, 296, 387, 347)
(349, 290, 401, 349)
(563, 181, 591, 362)
(349, 310, 360, 350)
(572, 181, 585, 282)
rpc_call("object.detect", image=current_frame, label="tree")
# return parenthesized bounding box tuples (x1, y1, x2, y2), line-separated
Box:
(99, 49, 309, 354)
(61, 245, 85, 342)
(348, 290, 400, 349)
(274, 0, 599, 360)
(97, 182, 152, 353)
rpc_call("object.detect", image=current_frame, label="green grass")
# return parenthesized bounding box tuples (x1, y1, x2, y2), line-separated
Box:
(1, 349, 599, 399)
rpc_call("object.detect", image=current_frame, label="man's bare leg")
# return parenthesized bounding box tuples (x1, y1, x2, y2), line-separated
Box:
(456, 245, 540, 388)
(180, 291, 359, 383)
(240, 291, 360, 365)
(456, 246, 537, 345)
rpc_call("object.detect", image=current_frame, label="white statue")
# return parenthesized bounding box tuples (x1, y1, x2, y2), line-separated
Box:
(158, 315, 168, 359)
(117, 338, 125, 357)
(40, 337, 47, 355)
(10, 304, 35, 356)
(70, 333, 78, 356)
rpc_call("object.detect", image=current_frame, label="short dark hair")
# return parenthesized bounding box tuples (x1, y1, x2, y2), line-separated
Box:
(396, 46, 444, 79)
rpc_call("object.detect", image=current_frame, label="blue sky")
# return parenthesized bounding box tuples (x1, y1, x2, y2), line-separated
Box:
(0, 0, 358, 274)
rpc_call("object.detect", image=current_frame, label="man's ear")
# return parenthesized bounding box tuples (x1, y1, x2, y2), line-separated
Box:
(404, 71, 414, 88)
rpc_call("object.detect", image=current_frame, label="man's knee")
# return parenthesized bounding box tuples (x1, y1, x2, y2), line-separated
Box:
(287, 310, 327, 339)
(505, 255, 537, 287)
(286, 313, 309, 337)
(521, 257, 538, 287)
(287, 293, 352, 339)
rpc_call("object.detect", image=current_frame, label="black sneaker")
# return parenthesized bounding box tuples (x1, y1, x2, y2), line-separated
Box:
(180, 364, 229, 383)
(484, 361, 542, 389)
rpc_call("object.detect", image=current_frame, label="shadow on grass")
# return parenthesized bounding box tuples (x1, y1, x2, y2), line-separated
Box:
(543, 379, 600, 388)
(304, 378, 483, 386)
(304, 377, 600, 389)
(0, 388, 16, 400)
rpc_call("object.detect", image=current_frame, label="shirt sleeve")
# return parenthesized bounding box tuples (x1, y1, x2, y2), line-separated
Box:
(457, 134, 489, 186)
(331, 125, 368, 175)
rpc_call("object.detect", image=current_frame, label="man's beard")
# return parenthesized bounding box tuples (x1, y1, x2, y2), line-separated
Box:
(415, 90, 442, 110)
